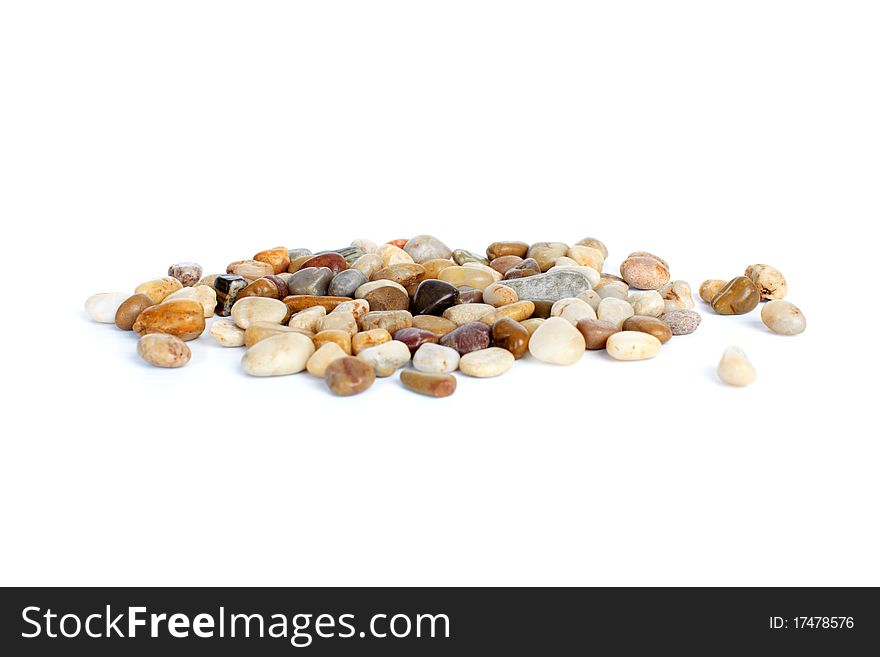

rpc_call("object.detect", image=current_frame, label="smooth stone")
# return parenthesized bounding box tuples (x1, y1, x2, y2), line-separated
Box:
(627, 250, 669, 269)
(745, 264, 788, 300)
(403, 235, 452, 263)
(659, 309, 702, 335)
(213, 274, 248, 316)
(622, 315, 672, 343)
(527, 242, 569, 271)
(502, 258, 541, 280)
(377, 243, 414, 268)
(575, 237, 608, 259)
(227, 259, 275, 280)
(288, 306, 326, 332)
(659, 280, 695, 313)
(282, 295, 351, 314)
(400, 370, 457, 397)
(478, 301, 535, 325)
(363, 285, 410, 311)
(452, 249, 489, 266)
(411, 315, 457, 337)
(554, 256, 579, 268)
(313, 329, 352, 354)
(699, 279, 727, 303)
(439, 322, 492, 356)
(358, 310, 413, 333)
(330, 299, 370, 320)
(576, 318, 619, 350)
(566, 245, 604, 270)
(438, 266, 495, 290)
(619, 255, 670, 290)
(459, 347, 515, 377)
(231, 297, 287, 329)
(482, 283, 518, 307)
(132, 299, 205, 341)
(115, 293, 155, 330)
(595, 280, 629, 300)
(318, 311, 358, 335)
(242, 332, 314, 376)
(331, 246, 365, 265)
(521, 318, 545, 335)
(253, 247, 290, 274)
(393, 327, 439, 355)
(357, 340, 411, 377)
(325, 357, 376, 396)
(496, 269, 592, 302)
(371, 263, 425, 288)
(350, 239, 377, 254)
(628, 290, 665, 317)
(462, 262, 502, 283)
(761, 300, 806, 335)
(236, 277, 285, 302)
(489, 255, 523, 276)
(711, 276, 760, 315)
(137, 334, 191, 368)
(327, 269, 368, 298)
(355, 279, 409, 299)
(85, 292, 129, 323)
(287, 248, 312, 260)
(134, 277, 183, 304)
(530, 299, 555, 319)
(351, 328, 392, 354)
(605, 331, 662, 361)
(163, 285, 217, 318)
(244, 322, 313, 348)
(442, 303, 494, 325)
(287, 254, 315, 273)
(351, 253, 383, 279)
(717, 346, 757, 386)
(597, 297, 635, 329)
(197, 273, 220, 288)
(486, 241, 529, 260)
(548, 265, 600, 288)
(454, 286, 483, 305)
(527, 316, 585, 365)
(306, 342, 348, 377)
(577, 289, 602, 311)
(421, 258, 456, 279)
(412, 343, 460, 373)
(550, 298, 597, 325)
(287, 267, 334, 296)
(167, 262, 202, 287)
(492, 317, 529, 359)
(210, 319, 246, 346)
(299, 253, 347, 275)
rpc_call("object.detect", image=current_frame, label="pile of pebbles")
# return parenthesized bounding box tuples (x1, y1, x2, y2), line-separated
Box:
(84, 236, 806, 394)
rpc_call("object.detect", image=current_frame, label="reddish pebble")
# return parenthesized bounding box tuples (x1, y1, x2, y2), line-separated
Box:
(400, 370, 457, 398)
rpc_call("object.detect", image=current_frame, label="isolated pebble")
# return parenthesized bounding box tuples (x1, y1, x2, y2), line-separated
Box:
(400, 370, 457, 397)
(576, 318, 619, 350)
(498, 269, 593, 301)
(459, 347, 515, 378)
(137, 333, 191, 368)
(628, 290, 664, 317)
(597, 297, 634, 329)
(132, 299, 206, 341)
(622, 315, 672, 344)
(357, 340, 411, 377)
(619, 255, 670, 290)
(717, 346, 756, 386)
(85, 292, 129, 323)
(210, 319, 246, 346)
(659, 280, 694, 313)
(306, 342, 349, 377)
(745, 264, 787, 300)
(528, 317, 585, 365)
(412, 343, 461, 373)
(325, 357, 376, 396)
(659, 309, 702, 335)
(135, 277, 183, 304)
(492, 318, 530, 358)
(241, 332, 315, 376)
(168, 262, 203, 287)
(699, 279, 727, 304)
(606, 331, 662, 361)
(231, 297, 288, 329)
(115, 293, 155, 330)
(440, 322, 492, 355)
(761, 300, 806, 335)
(711, 276, 760, 315)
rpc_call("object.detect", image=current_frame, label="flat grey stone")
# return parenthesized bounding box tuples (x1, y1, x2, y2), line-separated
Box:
(498, 269, 592, 301)
(287, 266, 334, 296)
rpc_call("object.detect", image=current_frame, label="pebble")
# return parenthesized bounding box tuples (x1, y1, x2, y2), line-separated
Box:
(288, 267, 334, 296)
(412, 343, 461, 373)
(135, 277, 183, 304)
(313, 328, 352, 354)
(355, 279, 408, 299)
(459, 347, 515, 377)
(330, 299, 370, 320)
(163, 285, 217, 318)
(553, 256, 579, 268)
(410, 279, 459, 316)
(619, 255, 670, 290)
(377, 243, 414, 268)
(213, 274, 248, 316)
(371, 263, 426, 288)
(438, 266, 496, 290)
(530, 299, 555, 318)
(403, 235, 452, 263)
(442, 303, 494, 325)
(717, 346, 757, 386)
(699, 279, 727, 303)
(576, 318, 619, 350)
(527, 242, 569, 271)
(363, 283, 411, 311)
(288, 248, 313, 260)
(132, 299, 206, 341)
(659, 280, 694, 312)
(358, 310, 413, 334)
(528, 316, 585, 365)
(115, 293, 155, 330)
(452, 249, 489, 266)
(242, 332, 315, 376)
(357, 340, 411, 377)
(497, 269, 593, 301)
(659, 309, 702, 335)
(596, 297, 634, 329)
(455, 286, 484, 304)
(85, 292, 129, 323)
(548, 265, 600, 288)
(288, 306, 326, 332)
(299, 253, 347, 275)
(327, 269, 368, 298)
(550, 298, 596, 325)
(492, 318, 530, 358)
(351, 253, 383, 279)
(210, 319, 246, 346)
(350, 239, 378, 254)
(482, 283, 518, 307)
(306, 342, 349, 377)
(332, 246, 365, 265)
(422, 258, 456, 280)
(440, 321, 492, 355)
(253, 247, 290, 274)
(137, 333, 191, 368)
(486, 241, 529, 260)
(287, 254, 315, 272)
(462, 261, 503, 283)
(595, 280, 629, 300)
(400, 370, 457, 397)
(576, 289, 602, 311)
(566, 245, 604, 270)
(606, 331, 662, 360)
(351, 328, 393, 354)
(197, 274, 219, 288)
(231, 297, 287, 329)
(393, 328, 439, 354)
(488, 256, 523, 276)
(761, 300, 806, 335)
(236, 276, 287, 301)
(745, 264, 788, 300)
(503, 258, 541, 280)
(318, 311, 358, 335)
(622, 315, 672, 344)
(283, 295, 352, 314)
(167, 262, 203, 287)
(575, 237, 608, 259)
(411, 315, 457, 337)
(711, 276, 760, 315)
(479, 300, 536, 325)
(628, 290, 664, 317)
(227, 259, 275, 280)
(244, 322, 313, 348)
(520, 318, 545, 335)
(325, 357, 376, 396)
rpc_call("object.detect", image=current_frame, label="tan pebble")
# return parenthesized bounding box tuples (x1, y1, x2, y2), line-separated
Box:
(421, 258, 456, 279)
(244, 322, 313, 348)
(482, 283, 518, 307)
(443, 303, 494, 325)
(745, 264, 788, 300)
(134, 277, 183, 304)
(313, 329, 352, 354)
(717, 346, 756, 386)
(551, 298, 596, 325)
(288, 306, 326, 332)
(411, 315, 457, 337)
(137, 333, 191, 368)
(596, 297, 634, 329)
(605, 331, 662, 361)
(227, 259, 275, 281)
(350, 253, 383, 278)
(163, 285, 217, 318)
(358, 310, 413, 333)
(628, 290, 665, 317)
(330, 299, 370, 320)
(356, 340, 411, 377)
(231, 297, 287, 329)
(210, 319, 246, 346)
(377, 243, 414, 268)
(527, 316, 585, 365)
(699, 279, 727, 304)
(241, 332, 315, 376)
(354, 279, 409, 299)
(761, 300, 806, 335)
(459, 347, 515, 377)
(438, 266, 496, 290)
(400, 370, 457, 397)
(576, 289, 602, 311)
(566, 245, 604, 270)
(659, 280, 694, 313)
(461, 262, 503, 283)
(253, 246, 290, 274)
(520, 318, 545, 335)
(132, 299, 205, 341)
(595, 280, 630, 300)
(325, 357, 376, 396)
(351, 328, 393, 354)
(619, 256, 670, 290)
(306, 342, 349, 377)
(479, 300, 535, 325)
(575, 237, 608, 259)
(318, 311, 358, 335)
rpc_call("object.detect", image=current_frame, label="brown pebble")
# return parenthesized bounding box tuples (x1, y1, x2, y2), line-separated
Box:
(393, 327, 439, 355)
(421, 259, 456, 279)
(486, 241, 529, 260)
(313, 329, 352, 354)
(530, 299, 555, 319)
(622, 315, 672, 344)
(115, 293, 155, 330)
(237, 277, 285, 301)
(244, 322, 314, 348)
(489, 255, 524, 275)
(283, 295, 352, 315)
(325, 357, 376, 396)
(455, 287, 484, 305)
(299, 252, 348, 275)
(364, 285, 410, 311)
(711, 276, 760, 315)
(132, 299, 206, 341)
(371, 263, 426, 288)
(411, 315, 457, 337)
(492, 317, 530, 359)
(400, 370, 457, 398)
(576, 318, 619, 350)
(253, 246, 290, 274)
(287, 254, 314, 273)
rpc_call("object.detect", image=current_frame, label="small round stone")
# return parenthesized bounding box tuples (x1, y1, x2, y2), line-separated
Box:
(114, 293, 154, 330)
(658, 280, 694, 313)
(306, 342, 349, 377)
(356, 340, 411, 377)
(659, 309, 702, 335)
(605, 331, 662, 361)
(393, 327, 439, 355)
(132, 299, 206, 341)
(351, 328, 393, 355)
(628, 290, 664, 317)
(288, 267, 335, 296)
(596, 297, 634, 329)
(711, 276, 760, 315)
(699, 279, 727, 304)
(168, 262, 203, 287)
(452, 249, 489, 266)
(619, 255, 670, 290)
(527, 316, 585, 365)
(489, 256, 524, 276)
(412, 343, 461, 373)
(403, 235, 453, 263)
(400, 370, 457, 397)
(486, 241, 529, 260)
(134, 276, 183, 304)
(459, 347, 515, 378)
(491, 317, 530, 359)
(442, 303, 494, 326)
(761, 300, 806, 335)
(622, 315, 672, 344)
(328, 269, 368, 297)
(137, 333, 191, 368)
(241, 332, 315, 376)
(209, 318, 246, 346)
(717, 346, 756, 386)
(576, 318, 619, 350)
(325, 357, 376, 396)
(439, 321, 492, 355)
(482, 283, 518, 307)
(230, 297, 288, 329)
(745, 264, 788, 300)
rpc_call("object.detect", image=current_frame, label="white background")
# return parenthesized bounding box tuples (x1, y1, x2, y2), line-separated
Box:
(1, 1, 877, 586)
